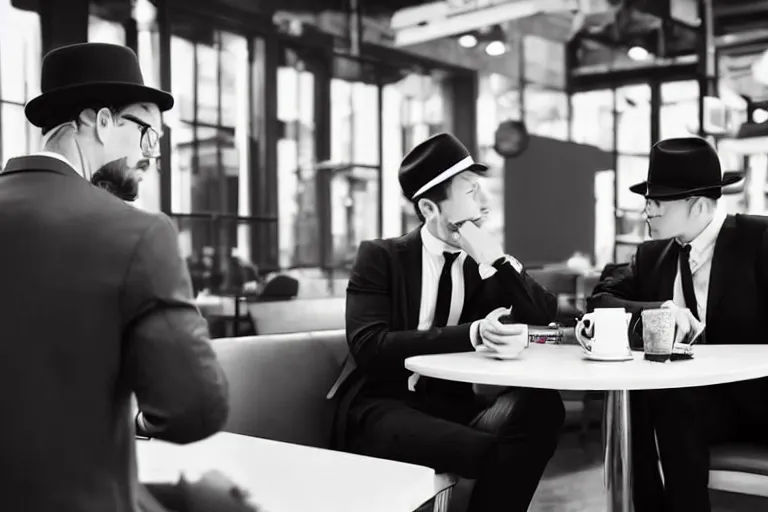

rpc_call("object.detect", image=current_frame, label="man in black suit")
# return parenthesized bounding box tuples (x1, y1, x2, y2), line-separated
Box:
(0, 43, 229, 512)
(589, 137, 768, 512)
(328, 133, 565, 512)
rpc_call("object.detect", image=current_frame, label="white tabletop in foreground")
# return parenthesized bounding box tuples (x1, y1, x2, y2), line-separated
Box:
(405, 344, 768, 391)
(137, 432, 437, 512)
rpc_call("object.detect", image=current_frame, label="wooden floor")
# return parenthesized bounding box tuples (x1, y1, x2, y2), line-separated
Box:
(524, 430, 768, 512)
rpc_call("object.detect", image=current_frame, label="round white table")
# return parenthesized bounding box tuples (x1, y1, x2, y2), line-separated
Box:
(405, 344, 768, 512)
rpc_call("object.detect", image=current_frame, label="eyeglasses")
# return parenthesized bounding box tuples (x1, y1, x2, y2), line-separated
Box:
(122, 115, 161, 158)
(644, 197, 695, 215)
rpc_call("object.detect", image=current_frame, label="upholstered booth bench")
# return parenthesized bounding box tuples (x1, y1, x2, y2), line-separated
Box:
(210, 330, 457, 512)
(709, 444, 768, 500)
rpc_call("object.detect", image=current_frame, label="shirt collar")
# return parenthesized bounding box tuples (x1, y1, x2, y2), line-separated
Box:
(681, 207, 727, 258)
(420, 224, 462, 256)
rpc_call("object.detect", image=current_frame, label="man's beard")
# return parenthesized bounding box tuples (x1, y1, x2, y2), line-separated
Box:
(91, 157, 140, 202)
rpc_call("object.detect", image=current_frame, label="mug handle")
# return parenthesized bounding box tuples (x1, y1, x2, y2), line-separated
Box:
(575, 313, 595, 352)
(629, 314, 644, 348)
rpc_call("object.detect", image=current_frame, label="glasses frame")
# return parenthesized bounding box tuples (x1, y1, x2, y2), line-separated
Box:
(644, 196, 697, 216)
(122, 114, 161, 158)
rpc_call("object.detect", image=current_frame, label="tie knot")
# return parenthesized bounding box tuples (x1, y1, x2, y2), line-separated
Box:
(681, 244, 692, 256)
(443, 251, 459, 265)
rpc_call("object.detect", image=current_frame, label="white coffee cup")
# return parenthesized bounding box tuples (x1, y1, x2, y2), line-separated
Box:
(575, 308, 632, 357)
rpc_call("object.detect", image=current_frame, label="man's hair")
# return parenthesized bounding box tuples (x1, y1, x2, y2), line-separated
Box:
(41, 103, 127, 135)
(411, 176, 454, 223)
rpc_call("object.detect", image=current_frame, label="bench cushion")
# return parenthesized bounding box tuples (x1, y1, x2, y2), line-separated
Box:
(710, 444, 768, 477)
(212, 330, 348, 449)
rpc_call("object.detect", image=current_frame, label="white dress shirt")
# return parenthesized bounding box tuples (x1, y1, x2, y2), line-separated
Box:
(672, 208, 727, 321)
(408, 226, 523, 390)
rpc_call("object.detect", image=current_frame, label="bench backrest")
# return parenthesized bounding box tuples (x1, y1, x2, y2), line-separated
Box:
(247, 297, 346, 335)
(211, 330, 348, 449)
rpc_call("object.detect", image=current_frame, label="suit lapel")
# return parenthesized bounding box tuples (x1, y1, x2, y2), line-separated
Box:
(462, 257, 482, 318)
(653, 240, 679, 302)
(397, 229, 423, 329)
(706, 215, 737, 324)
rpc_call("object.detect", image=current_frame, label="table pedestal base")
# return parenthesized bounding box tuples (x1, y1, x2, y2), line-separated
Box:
(604, 390, 633, 512)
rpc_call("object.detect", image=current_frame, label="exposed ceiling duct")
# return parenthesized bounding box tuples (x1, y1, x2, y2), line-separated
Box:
(390, 0, 579, 47)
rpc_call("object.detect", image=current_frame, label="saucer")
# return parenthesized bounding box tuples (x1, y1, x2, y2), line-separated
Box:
(584, 351, 633, 362)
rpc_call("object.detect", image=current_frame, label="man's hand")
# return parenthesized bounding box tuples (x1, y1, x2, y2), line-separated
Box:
(479, 307, 528, 353)
(660, 301, 703, 345)
(453, 221, 505, 266)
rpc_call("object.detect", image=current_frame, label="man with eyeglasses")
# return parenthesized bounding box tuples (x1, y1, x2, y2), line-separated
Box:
(0, 43, 230, 512)
(589, 137, 768, 512)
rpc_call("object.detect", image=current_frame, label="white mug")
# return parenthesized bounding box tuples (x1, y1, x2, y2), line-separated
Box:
(575, 308, 632, 357)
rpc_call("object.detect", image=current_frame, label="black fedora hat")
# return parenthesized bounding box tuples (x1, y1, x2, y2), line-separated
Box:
(629, 137, 743, 200)
(399, 133, 488, 200)
(25, 43, 174, 129)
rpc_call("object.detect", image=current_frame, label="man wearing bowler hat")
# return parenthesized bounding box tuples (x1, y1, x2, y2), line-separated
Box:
(0, 43, 230, 512)
(328, 133, 565, 512)
(589, 137, 768, 512)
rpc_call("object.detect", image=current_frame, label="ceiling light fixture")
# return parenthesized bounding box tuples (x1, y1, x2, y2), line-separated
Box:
(458, 34, 478, 48)
(627, 46, 651, 61)
(485, 40, 506, 56)
(753, 108, 768, 124)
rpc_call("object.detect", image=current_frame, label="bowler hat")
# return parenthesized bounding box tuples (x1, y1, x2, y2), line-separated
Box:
(25, 43, 174, 129)
(399, 133, 487, 200)
(629, 137, 743, 200)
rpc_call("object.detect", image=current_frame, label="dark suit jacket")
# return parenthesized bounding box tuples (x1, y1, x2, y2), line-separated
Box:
(589, 214, 768, 349)
(0, 156, 229, 512)
(332, 228, 557, 444)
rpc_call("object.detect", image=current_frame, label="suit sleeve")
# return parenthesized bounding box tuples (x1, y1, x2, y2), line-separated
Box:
(761, 228, 768, 310)
(121, 214, 229, 444)
(587, 249, 664, 314)
(346, 241, 474, 373)
(486, 261, 558, 325)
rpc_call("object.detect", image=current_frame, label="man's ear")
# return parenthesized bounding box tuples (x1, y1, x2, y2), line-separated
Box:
(417, 197, 439, 220)
(79, 107, 113, 145)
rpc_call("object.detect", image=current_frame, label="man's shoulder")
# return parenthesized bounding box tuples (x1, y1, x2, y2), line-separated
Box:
(357, 231, 413, 254)
(91, 192, 170, 236)
(733, 213, 768, 233)
(636, 238, 671, 256)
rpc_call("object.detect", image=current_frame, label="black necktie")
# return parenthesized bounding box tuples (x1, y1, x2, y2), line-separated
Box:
(433, 251, 460, 328)
(679, 244, 699, 321)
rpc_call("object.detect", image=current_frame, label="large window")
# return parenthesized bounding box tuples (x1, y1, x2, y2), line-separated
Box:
(327, 55, 382, 267)
(660, 80, 699, 140)
(570, 90, 614, 152)
(0, 0, 41, 167)
(276, 46, 320, 269)
(168, 21, 255, 293)
(525, 85, 569, 140)
(613, 84, 651, 262)
(571, 89, 616, 267)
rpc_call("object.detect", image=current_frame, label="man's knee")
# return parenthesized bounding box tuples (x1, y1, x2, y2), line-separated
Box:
(485, 388, 565, 437)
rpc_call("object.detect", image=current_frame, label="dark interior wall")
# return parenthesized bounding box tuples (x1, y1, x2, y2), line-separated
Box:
(37, 0, 90, 54)
(504, 135, 612, 267)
